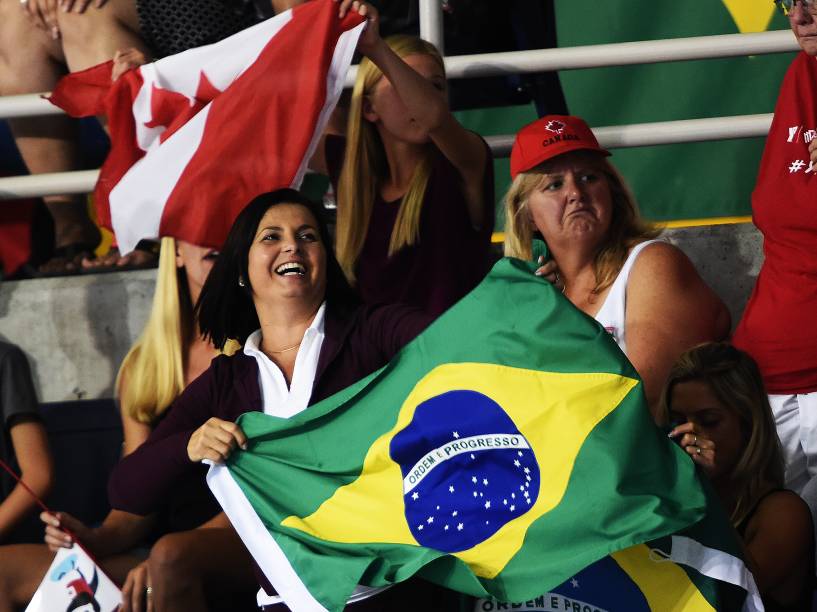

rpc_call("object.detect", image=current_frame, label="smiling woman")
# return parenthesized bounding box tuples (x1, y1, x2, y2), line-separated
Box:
(106, 188, 463, 610)
(503, 115, 730, 418)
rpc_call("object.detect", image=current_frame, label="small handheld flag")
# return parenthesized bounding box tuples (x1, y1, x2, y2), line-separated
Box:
(25, 545, 122, 612)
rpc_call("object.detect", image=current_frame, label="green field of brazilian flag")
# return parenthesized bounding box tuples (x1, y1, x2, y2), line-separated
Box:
(453, 0, 797, 225)
(207, 258, 761, 611)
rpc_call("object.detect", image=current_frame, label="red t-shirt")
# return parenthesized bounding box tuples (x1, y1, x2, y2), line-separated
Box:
(733, 52, 817, 394)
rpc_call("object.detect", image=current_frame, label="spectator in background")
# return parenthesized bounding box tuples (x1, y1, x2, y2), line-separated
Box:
(312, 1, 495, 314)
(369, 0, 568, 115)
(0, 0, 261, 274)
(731, 0, 817, 502)
(664, 342, 813, 611)
(0, 341, 53, 544)
(0, 238, 257, 612)
(503, 115, 730, 418)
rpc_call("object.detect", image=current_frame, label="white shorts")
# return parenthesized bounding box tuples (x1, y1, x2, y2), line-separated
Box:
(769, 391, 817, 493)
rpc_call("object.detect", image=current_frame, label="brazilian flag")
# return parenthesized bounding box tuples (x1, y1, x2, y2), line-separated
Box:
(207, 258, 758, 611)
(556, 0, 795, 222)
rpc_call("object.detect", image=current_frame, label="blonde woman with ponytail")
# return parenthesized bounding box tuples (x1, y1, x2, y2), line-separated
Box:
(0, 238, 253, 611)
(312, 0, 496, 314)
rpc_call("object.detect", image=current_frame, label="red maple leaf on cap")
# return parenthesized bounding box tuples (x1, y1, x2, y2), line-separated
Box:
(145, 70, 222, 143)
(544, 120, 565, 134)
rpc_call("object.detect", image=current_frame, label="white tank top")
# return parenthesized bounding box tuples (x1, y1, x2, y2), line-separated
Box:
(593, 239, 663, 355)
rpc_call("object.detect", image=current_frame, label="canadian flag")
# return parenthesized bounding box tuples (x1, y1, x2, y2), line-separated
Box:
(49, 0, 364, 253)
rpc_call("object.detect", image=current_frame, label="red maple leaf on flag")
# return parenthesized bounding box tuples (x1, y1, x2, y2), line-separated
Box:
(145, 71, 222, 143)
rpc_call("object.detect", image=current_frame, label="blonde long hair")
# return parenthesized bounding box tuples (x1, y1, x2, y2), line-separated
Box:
(115, 237, 236, 424)
(659, 342, 784, 526)
(503, 155, 658, 296)
(335, 35, 443, 282)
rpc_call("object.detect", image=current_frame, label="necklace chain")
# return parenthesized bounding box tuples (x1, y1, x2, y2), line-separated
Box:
(266, 341, 301, 354)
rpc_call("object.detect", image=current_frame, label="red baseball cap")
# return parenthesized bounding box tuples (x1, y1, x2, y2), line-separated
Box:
(510, 115, 610, 179)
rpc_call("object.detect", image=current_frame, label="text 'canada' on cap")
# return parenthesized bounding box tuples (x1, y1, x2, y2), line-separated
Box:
(510, 115, 610, 180)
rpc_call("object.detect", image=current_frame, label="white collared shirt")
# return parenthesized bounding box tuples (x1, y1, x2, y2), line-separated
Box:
(243, 302, 326, 419)
(242, 302, 390, 607)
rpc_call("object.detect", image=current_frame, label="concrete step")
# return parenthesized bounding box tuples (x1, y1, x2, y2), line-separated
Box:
(0, 223, 763, 403)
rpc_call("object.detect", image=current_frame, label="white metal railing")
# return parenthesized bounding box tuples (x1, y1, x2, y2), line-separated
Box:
(419, 0, 445, 54)
(0, 0, 799, 200)
(0, 30, 797, 121)
(0, 114, 775, 199)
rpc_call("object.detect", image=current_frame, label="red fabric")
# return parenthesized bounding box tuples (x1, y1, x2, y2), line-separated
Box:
(47, 0, 363, 250)
(0, 197, 34, 277)
(47, 61, 114, 117)
(510, 114, 609, 180)
(48, 61, 146, 231)
(158, 2, 362, 249)
(732, 52, 817, 394)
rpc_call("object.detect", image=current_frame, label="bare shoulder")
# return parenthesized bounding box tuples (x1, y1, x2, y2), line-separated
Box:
(752, 490, 812, 534)
(746, 490, 813, 557)
(625, 240, 730, 338)
(630, 241, 696, 284)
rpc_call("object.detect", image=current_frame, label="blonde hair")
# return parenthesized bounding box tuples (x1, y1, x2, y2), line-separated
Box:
(335, 35, 443, 282)
(116, 237, 237, 424)
(659, 342, 784, 526)
(503, 154, 658, 296)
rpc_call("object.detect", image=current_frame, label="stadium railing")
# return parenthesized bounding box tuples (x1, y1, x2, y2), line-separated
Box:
(0, 0, 799, 200)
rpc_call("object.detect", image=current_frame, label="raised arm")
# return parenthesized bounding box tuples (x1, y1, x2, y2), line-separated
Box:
(338, 0, 490, 229)
(625, 242, 730, 420)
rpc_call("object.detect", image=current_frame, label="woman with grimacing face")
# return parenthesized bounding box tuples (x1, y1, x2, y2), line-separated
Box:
(504, 115, 731, 421)
(105, 189, 463, 610)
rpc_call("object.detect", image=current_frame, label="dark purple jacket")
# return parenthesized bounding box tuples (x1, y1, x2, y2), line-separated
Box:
(108, 302, 431, 516)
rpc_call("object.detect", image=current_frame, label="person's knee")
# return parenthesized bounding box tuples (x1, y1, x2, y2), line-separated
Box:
(0, 7, 59, 93)
(0, 547, 46, 607)
(57, 10, 107, 51)
(148, 533, 196, 577)
(57, 0, 142, 58)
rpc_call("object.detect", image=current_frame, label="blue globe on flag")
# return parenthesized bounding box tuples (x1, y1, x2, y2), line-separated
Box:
(390, 390, 540, 552)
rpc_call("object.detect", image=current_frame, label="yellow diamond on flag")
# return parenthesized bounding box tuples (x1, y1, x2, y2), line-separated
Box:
(722, 0, 776, 33)
(282, 363, 638, 579)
